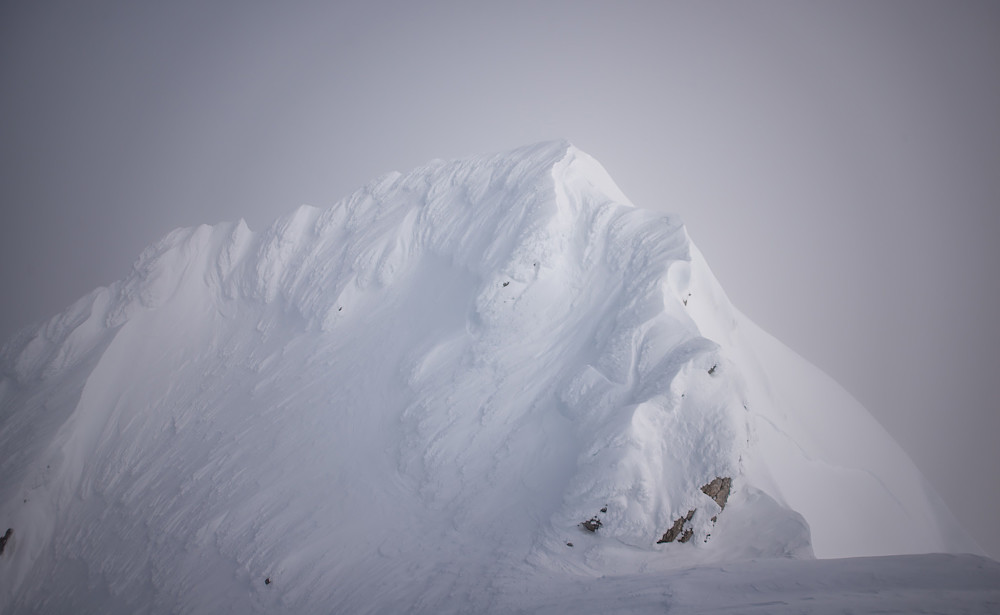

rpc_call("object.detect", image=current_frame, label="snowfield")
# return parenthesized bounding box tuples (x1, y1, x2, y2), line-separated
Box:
(0, 141, 996, 613)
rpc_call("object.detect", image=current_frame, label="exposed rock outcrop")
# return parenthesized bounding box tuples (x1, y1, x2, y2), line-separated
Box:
(701, 477, 732, 510)
(657, 510, 695, 544)
(656, 477, 732, 545)
(580, 516, 602, 532)
(0, 528, 11, 555)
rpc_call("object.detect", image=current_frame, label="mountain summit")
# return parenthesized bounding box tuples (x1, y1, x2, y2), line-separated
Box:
(0, 141, 982, 612)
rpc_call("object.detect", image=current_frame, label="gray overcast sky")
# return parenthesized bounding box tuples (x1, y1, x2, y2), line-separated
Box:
(2, 1, 998, 557)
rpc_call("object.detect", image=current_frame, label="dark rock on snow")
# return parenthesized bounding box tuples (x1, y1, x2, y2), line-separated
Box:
(657, 477, 732, 544)
(701, 477, 732, 510)
(657, 510, 695, 544)
(0, 528, 12, 555)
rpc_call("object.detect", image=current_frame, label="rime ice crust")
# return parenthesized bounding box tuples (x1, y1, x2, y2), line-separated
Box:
(0, 141, 979, 612)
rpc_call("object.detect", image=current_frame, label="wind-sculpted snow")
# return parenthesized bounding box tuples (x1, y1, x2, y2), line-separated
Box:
(0, 141, 988, 613)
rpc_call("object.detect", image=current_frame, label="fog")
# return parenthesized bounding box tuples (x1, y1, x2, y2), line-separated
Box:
(2, 1, 997, 557)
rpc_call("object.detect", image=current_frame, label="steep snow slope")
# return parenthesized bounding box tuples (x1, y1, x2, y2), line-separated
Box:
(0, 141, 983, 613)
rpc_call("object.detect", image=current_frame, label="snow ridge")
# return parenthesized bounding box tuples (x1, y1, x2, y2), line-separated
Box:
(0, 141, 979, 613)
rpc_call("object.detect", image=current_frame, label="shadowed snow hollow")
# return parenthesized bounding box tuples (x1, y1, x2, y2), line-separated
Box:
(0, 141, 979, 613)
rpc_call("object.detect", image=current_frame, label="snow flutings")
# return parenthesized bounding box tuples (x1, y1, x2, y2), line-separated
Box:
(0, 142, 988, 614)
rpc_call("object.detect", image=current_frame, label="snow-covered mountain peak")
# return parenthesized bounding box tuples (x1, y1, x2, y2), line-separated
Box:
(0, 143, 980, 613)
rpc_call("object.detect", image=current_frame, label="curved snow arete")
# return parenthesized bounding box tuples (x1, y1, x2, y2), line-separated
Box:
(0, 141, 977, 612)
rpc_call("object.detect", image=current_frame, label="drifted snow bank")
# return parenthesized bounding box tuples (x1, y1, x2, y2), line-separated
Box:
(0, 141, 984, 613)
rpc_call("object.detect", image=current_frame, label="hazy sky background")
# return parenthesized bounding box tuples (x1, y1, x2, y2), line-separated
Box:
(2, 1, 998, 558)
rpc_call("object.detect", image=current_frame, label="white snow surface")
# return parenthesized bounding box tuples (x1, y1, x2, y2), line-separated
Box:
(0, 141, 993, 613)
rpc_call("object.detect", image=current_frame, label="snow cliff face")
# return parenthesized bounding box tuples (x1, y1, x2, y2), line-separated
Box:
(0, 141, 975, 612)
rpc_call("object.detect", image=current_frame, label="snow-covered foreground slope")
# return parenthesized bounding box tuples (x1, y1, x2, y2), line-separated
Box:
(500, 553, 1000, 614)
(0, 141, 992, 613)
